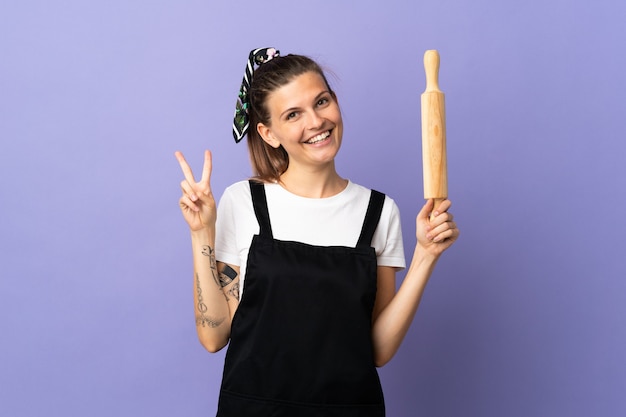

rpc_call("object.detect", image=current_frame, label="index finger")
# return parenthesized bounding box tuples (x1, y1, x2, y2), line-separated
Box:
(434, 199, 452, 214)
(200, 150, 212, 184)
(174, 151, 196, 184)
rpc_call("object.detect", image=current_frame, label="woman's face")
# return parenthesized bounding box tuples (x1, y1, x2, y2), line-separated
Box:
(257, 71, 343, 170)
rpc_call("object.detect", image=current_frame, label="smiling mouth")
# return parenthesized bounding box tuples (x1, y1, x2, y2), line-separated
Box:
(305, 130, 331, 144)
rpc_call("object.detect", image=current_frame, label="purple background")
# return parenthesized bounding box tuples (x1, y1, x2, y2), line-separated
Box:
(1, 1, 625, 416)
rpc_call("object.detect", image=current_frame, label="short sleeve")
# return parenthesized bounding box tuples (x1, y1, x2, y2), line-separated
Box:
(215, 186, 242, 267)
(373, 197, 406, 270)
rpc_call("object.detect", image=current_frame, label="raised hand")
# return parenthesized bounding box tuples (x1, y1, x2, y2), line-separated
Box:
(175, 150, 216, 232)
(416, 199, 459, 257)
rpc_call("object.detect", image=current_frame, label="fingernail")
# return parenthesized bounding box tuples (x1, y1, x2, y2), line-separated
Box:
(191, 194, 198, 201)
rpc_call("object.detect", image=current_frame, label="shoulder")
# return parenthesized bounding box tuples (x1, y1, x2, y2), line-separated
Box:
(215, 180, 258, 244)
(216, 180, 254, 219)
(220, 180, 252, 200)
(349, 181, 400, 214)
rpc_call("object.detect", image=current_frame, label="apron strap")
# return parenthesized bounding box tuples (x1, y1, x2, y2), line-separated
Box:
(356, 190, 386, 248)
(248, 180, 273, 239)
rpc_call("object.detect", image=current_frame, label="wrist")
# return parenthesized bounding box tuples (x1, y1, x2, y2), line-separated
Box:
(190, 227, 214, 242)
(413, 244, 440, 266)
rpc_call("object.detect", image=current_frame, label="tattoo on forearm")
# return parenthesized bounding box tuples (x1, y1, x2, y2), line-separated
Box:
(195, 273, 225, 328)
(197, 245, 237, 306)
(227, 282, 240, 300)
(219, 264, 238, 288)
(201, 245, 220, 288)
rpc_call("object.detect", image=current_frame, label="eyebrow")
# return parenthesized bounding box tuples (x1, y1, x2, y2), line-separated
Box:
(279, 90, 330, 119)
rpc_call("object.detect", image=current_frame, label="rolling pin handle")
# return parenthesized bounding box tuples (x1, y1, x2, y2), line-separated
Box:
(424, 50, 441, 93)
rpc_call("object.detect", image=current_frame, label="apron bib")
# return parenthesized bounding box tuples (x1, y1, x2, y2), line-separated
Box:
(217, 181, 386, 417)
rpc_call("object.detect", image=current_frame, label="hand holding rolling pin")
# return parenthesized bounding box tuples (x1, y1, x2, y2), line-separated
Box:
(417, 50, 459, 256)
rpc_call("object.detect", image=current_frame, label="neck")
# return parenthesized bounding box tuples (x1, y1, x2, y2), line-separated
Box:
(279, 163, 347, 198)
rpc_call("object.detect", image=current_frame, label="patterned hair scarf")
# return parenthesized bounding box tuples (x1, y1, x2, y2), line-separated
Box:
(232, 47, 280, 143)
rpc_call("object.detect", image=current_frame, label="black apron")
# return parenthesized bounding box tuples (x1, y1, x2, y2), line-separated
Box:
(217, 180, 386, 417)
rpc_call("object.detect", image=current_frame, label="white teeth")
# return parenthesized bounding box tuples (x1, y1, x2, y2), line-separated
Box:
(306, 131, 330, 144)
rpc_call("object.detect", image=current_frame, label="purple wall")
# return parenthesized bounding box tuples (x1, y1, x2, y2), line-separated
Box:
(1, 1, 625, 416)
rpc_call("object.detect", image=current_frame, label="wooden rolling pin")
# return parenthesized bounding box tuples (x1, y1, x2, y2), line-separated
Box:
(421, 50, 448, 219)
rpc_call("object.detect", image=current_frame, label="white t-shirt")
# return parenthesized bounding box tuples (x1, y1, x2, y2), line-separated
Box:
(215, 180, 406, 296)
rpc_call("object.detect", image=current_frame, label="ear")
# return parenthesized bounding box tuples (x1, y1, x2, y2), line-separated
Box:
(257, 123, 281, 149)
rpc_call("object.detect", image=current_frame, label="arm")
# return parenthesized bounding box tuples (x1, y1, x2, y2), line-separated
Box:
(371, 199, 459, 367)
(189, 229, 240, 352)
(176, 150, 240, 352)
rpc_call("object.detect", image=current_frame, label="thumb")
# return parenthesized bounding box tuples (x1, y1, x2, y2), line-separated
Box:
(417, 199, 434, 222)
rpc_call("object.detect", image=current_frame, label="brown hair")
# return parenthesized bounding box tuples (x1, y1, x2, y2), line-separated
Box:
(246, 54, 334, 183)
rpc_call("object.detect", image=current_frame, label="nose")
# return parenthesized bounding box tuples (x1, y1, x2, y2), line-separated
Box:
(306, 109, 324, 130)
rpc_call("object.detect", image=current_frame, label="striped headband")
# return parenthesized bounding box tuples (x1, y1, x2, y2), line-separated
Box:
(232, 47, 280, 143)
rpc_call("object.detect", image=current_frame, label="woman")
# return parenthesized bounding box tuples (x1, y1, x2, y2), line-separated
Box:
(175, 48, 459, 416)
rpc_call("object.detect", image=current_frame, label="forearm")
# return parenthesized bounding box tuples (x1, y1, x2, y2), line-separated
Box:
(371, 245, 439, 366)
(190, 228, 231, 352)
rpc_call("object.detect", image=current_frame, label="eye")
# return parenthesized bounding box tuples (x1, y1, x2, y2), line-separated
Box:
(317, 97, 329, 107)
(286, 111, 298, 120)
